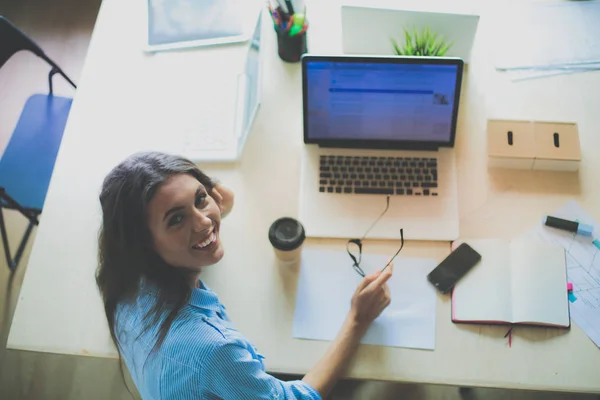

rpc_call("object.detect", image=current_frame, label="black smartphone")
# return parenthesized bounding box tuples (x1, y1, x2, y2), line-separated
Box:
(427, 243, 482, 294)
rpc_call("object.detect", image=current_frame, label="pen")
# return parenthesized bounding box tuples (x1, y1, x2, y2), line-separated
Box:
(274, 0, 290, 21)
(289, 5, 307, 36)
(284, 15, 294, 34)
(285, 0, 295, 15)
(270, 10, 282, 27)
(543, 215, 593, 236)
(267, 4, 279, 25)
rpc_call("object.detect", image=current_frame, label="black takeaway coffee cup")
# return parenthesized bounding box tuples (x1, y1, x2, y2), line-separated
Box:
(268, 217, 306, 262)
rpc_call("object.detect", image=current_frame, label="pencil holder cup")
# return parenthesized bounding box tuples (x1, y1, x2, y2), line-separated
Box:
(276, 29, 307, 63)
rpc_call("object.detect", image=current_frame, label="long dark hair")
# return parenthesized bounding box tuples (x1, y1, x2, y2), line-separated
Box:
(95, 151, 216, 359)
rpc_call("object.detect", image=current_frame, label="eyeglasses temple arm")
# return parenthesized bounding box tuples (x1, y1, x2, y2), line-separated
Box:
(381, 228, 404, 273)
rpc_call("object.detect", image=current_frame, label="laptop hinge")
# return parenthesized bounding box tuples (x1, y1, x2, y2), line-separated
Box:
(317, 142, 440, 151)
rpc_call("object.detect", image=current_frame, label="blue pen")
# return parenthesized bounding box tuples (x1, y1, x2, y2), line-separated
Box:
(271, 10, 281, 26)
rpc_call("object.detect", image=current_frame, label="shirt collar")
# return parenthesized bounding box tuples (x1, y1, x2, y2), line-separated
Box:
(189, 280, 222, 313)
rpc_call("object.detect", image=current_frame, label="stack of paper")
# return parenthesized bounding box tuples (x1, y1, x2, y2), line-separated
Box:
(493, 1, 600, 81)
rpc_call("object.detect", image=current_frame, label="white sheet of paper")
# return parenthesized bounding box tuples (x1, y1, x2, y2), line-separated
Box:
(523, 200, 600, 347)
(492, 1, 600, 80)
(293, 249, 437, 350)
(494, 1, 600, 69)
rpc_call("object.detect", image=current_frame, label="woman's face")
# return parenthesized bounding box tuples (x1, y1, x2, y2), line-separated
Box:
(147, 173, 224, 271)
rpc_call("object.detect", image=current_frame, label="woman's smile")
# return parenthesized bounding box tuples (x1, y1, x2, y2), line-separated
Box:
(192, 226, 219, 251)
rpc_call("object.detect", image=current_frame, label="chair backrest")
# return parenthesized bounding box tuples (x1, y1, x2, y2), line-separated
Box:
(0, 16, 45, 70)
(0, 16, 76, 93)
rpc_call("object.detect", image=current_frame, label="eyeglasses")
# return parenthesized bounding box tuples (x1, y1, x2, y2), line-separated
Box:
(346, 196, 404, 278)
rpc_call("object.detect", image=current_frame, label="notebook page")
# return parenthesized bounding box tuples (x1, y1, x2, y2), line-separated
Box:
(452, 240, 512, 323)
(510, 240, 569, 327)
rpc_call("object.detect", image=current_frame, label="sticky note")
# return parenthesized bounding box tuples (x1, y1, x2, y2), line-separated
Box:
(593, 239, 600, 250)
(568, 292, 577, 303)
(567, 282, 573, 292)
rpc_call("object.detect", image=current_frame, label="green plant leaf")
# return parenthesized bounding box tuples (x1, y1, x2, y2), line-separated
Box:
(423, 26, 432, 54)
(438, 41, 451, 56)
(427, 31, 439, 55)
(393, 26, 453, 57)
(400, 28, 411, 55)
(430, 30, 439, 42)
(391, 38, 403, 55)
(415, 28, 425, 56)
(427, 35, 435, 55)
(404, 28, 412, 47)
(414, 27, 419, 50)
(441, 40, 455, 56)
(431, 35, 446, 56)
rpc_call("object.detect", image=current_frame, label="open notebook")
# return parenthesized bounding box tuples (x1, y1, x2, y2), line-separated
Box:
(451, 238, 570, 328)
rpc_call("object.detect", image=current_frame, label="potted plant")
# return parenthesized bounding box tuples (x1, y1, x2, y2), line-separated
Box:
(391, 26, 454, 57)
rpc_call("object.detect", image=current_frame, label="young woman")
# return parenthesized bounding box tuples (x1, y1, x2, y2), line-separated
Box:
(96, 151, 393, 399)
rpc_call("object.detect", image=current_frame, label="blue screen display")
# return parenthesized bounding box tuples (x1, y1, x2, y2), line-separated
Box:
(305, 61, 459, 143)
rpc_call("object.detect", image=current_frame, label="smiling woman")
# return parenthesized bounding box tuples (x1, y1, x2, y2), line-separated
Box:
(95, 153, 223, 356)
(146, 173, 225, 273)
(95, 151, 394, 400)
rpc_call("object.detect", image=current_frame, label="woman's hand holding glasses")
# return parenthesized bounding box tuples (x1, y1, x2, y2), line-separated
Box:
(302, 260, 394, 398)
(348, 260, 393, 331)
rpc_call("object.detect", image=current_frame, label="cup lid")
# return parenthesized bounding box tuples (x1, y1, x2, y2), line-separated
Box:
(268, 217, 305, 251)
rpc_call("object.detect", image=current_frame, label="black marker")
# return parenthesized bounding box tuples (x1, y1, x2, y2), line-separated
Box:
(285, 0, 295, 14)
(544, 215, 593, 237)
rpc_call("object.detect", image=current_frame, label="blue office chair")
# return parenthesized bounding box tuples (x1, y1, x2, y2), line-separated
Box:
(0, 16, 76, 271)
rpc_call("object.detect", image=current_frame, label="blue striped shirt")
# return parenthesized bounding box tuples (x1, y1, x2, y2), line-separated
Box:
(115, 280, 321, 400)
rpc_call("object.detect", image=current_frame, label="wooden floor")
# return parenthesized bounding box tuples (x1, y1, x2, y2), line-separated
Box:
(0, 0, 598, 399)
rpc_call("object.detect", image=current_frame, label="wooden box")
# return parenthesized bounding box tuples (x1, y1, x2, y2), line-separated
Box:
(487, 119, 536, 169)
(487, 120, 580, 171)
(533, 122, 581, 171)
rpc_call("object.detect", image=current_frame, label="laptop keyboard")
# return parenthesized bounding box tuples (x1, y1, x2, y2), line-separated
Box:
(318, 155, 438, 196)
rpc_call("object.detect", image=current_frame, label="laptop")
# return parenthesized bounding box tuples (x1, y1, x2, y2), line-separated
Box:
(299, 55, 464, 241)
(179, 12, 263, 163)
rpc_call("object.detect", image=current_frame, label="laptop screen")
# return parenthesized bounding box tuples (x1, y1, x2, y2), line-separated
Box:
(302, 56, 463, 149)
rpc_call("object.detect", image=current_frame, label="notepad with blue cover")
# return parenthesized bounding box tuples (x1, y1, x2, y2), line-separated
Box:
(451, 238, 570, 328)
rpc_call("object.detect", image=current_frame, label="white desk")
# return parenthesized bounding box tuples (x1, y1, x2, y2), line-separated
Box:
(8, 0, 600, 394)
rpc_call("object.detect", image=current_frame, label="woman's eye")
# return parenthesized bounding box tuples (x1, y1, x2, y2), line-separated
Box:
(195, 194, 207, 207)
(168, 214, 184, 227)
